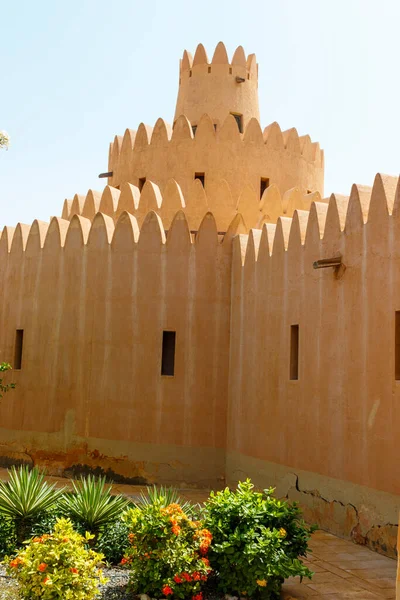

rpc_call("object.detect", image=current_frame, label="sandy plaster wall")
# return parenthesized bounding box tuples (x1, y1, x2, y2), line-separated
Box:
(227, 177, 400, 554)
(0, 211, 233, 489)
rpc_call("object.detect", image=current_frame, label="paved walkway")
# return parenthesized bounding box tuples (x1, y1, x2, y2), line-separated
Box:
(282, 529, 396, 599)
(0, 469, 396, 598)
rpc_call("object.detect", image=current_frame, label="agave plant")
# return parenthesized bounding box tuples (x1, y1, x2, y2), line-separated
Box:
(0, 465, 65, 543)
(136, 485, 199, 516)
(59, 475, 129, 537)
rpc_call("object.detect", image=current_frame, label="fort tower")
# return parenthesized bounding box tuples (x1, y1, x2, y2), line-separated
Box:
(174, 42, 260, 131)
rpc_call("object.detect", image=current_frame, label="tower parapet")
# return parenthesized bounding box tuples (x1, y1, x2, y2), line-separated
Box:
(174, 42, 260, 131)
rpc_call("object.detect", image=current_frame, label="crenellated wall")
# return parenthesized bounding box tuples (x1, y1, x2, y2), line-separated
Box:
(0, 211, 245, 487)
(62, 174, 325, 233)
(227, 173, 400, 557)
(1, 172, 400, 555)
(104, 115, 324, 217)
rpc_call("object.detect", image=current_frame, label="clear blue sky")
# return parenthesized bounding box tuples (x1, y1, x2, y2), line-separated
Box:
(2, 0, 400, 227)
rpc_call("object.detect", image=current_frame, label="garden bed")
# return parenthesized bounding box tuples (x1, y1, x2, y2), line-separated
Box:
(0, 468, 314, 600)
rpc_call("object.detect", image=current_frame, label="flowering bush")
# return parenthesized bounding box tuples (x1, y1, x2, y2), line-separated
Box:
(7, 518, 107, 599)
(121, 500, 212, 599)
(203, 479, 314, 599)
(0, 131, 10, 150)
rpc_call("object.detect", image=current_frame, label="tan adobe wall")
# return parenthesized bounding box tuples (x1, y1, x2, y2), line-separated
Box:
(227, 173, 400, 557)
(0, 211, 244, 487)
(105, 115, 324, 226)
(174, 43, 260, 129)
(61, 178, 325, 234)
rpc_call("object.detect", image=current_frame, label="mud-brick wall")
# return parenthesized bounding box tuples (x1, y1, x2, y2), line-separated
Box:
(227, 174, 400, 557)
(0, 210, 239, 488)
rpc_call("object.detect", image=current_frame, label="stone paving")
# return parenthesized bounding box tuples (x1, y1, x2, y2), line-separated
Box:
(282, 530, 396, 600)
(0, 470, 396, 599)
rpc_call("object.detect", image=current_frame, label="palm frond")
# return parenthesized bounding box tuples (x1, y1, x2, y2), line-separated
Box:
(0, 465, 65, 522)
(59, 475, 129, 532)
(135, 485, 199, 516)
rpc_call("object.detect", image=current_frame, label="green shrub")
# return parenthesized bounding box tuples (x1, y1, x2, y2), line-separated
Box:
(0, 516, 16, 557)
(203, 479, 314, 599)
(136, 485, 198, 517)
(0, 362, 15, 400)
(7, 517, 107, 599)
(59, 475, 129, 539)
(96, 518, 130, 565)
(0, 466, 65, 544)
(121, 501, 211, 599)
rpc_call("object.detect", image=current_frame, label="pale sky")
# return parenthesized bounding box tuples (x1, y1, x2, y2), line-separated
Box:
(1, 0, 400, 228)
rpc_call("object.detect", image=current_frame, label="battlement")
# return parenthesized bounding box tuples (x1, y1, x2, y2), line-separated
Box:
(232, 173, 399, 263)
(174, 42, 259, 130)
(178, 42, 258, 79)
(103, 115, 324, 219)
(61, 172, 323, 233)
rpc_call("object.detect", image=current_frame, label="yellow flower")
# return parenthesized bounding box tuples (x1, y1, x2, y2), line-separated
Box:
(279, 528, 286, 537)
(256, 579, 267, 587)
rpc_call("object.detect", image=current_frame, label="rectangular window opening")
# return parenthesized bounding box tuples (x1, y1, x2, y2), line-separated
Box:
(231, 112, 243, 133)
(395, 312, 400, 380)
(161, 331, 176, 376)
(192, 125, 197, 135)
(14, 329, 24, 370)
(290, 325, 299, 381)
(260, 177, 270, 199)
(208, 66, 212, 74)
(194, 172, 205, 187)
(229, 67, 232, 74)
(138, 177, 146, 192)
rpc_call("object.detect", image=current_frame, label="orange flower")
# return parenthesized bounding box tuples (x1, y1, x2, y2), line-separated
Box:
(182, 572, 192, 582)
(192, 571, 201, 581)
(120, 557, 129, 565)
(162, 585, 173, 596)
(9, 557, 23, 568)
(172, 524, 181, 535)
(128, 533, 135, 543)
(63, 537, 69, 543)
(38, 563, 47, 572)
(43, 576, 50, 584)
(192, 593, 203, 600)
(201, 575, 208, 581)
(173, 575, 183, 584)
(201, 557, 210, 567)
(70, 567, 79, 574)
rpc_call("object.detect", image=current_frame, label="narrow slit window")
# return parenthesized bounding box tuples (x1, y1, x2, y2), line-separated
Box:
(290, 325, 299, 380)
(192, 125, 197, 135)
(260, 177, 270, 199)
(194, 172, 205, 187)
(395, 312, 400, 380)
(14, 329, 24, 370)
(231, 113, 243, 133)
(138, 177, 146, 192)
(307, 189, 312, 194)
(229, 67, 232, 74)
(208, 66, 211, 73)
(161, 331, 176, 376)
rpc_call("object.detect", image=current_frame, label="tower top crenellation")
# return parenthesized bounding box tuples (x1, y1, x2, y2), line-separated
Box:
(174, 42, 260, 128)
(179, 42, 258, 79)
